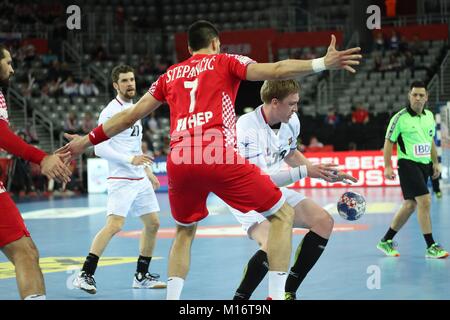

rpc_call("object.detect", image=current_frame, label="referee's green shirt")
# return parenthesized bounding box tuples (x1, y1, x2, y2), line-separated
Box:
(385, 106, 435, 164)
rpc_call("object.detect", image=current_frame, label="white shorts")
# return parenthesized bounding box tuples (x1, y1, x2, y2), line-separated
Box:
(229, 187, 306, 237)
(106, 178, 160, 217)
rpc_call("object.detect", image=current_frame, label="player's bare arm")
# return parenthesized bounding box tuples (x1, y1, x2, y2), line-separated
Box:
(431, 140, 441, 179)
(0, 120, 72, 183)
(246, 35, 362, 81)
(383, 139, 396, 180)
(285, 149, 356, 183)
(59, 93, 162, 157)
(131, 155, 154, 166)
(284, 149, 313, 167)
(145, 166, 160, 190)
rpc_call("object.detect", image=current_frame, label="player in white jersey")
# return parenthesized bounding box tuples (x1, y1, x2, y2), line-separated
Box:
(73, 65, 165, 294)
(231, 80, 357, 300)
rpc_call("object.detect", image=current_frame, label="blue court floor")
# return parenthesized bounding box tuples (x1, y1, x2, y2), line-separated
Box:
(1, 186, 449, 300)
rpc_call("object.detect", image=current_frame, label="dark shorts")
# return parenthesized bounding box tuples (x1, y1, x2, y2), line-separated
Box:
(397, 159, 432, 200)
(0, 193, 31, 248)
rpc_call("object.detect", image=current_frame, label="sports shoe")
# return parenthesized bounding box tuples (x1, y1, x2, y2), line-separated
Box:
(73, 271, 97, 294)
(436, 192, 442, 199)
(426, 243, 449, 259)
(132, 272, 167, 289)
(284, 292, 297, 300)
(376, 240, 400, 257)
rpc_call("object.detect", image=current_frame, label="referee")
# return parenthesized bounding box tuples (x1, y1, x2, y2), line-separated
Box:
(377, 81, 448, 259)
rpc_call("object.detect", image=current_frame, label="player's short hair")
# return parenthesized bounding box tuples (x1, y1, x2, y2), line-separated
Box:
(260, 80, 300, 104)
(187, 20, 219, 51)
(111, 64, 134, 83)
(410, 81, 427, 91)
(0, 44, 8, 60)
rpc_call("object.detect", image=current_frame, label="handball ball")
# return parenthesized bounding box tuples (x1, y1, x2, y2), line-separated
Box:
(337, 191, 366, 221)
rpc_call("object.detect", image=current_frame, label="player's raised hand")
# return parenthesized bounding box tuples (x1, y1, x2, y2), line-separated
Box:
(306, 163, 339, 182)
(324, 34, 362, 73)
(40, 153, 72, 183)
(131, 154, 154, 166)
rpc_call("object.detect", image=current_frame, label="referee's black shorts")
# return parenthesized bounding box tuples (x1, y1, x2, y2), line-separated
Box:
(397, 159, 432, 200)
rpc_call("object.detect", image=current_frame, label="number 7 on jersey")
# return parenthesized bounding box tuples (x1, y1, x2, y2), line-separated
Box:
(184, 79, 198, 113)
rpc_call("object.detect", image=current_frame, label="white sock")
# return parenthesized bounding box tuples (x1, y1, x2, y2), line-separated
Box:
(268, 271, 287, 300)
(166, 277, 184, 300)
(24, 294, 46, 300)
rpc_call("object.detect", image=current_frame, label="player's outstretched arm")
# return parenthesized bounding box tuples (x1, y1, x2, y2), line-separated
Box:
(284, 149, 356, 184)
(59, 93, 162, 157)
(0, 120, 72, 183)
(246, 35, 362, 81)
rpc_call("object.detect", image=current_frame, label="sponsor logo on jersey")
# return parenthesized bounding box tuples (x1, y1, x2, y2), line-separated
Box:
(413, 143, 431, 157)
(175, 111, 214, 131)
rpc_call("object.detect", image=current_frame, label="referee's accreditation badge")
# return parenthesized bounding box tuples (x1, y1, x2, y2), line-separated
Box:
(413, 143, 431, 157)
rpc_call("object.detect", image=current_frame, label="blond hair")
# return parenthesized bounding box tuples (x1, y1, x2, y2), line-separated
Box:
(260, 80, 300, 104)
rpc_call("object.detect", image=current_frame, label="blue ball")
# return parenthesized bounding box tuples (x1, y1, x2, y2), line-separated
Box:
(337, 191, 366, 221)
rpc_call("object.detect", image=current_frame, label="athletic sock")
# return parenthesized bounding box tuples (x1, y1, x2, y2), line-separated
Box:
(24, 294, 46, 300)
(233, 250, 268, 300)
(382, 227, 397, 242)
(136, 255, 152, 275)
(167, 277, 184, 300)
(424, 233, 435, 248)
(81, 253, 99, 275)
(285, 231, 328, 294)
(268, 271, 287, 300)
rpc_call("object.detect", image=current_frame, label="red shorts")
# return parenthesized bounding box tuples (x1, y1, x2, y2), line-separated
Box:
(167, 147, 283, 225)
(0, 192, 30, 248)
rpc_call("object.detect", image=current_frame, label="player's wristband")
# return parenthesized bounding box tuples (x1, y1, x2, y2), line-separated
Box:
(299, 165, 308, 179)
(88, 124, 109, 145)
(312, 57, 326, 73)
(289, 165, 308, 182)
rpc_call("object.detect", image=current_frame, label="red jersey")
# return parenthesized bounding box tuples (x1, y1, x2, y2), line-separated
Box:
(0, 91, 8, 124)
(0, 91, 47, 179)
(0, 90, 9, 191)
(148, 53, 255, 149)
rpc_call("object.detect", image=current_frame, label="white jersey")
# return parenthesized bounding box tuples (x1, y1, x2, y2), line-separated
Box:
(236, 105, 300, 175)
(95, 96, 144, 179)
(231, 106, 305, 236)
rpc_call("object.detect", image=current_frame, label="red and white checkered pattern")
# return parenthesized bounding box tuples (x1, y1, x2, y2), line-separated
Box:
(222, 92, 236, 148)
(148, 77, 160, 97)
(0, 91, 8, 123)
(225, 54, 255, 66)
